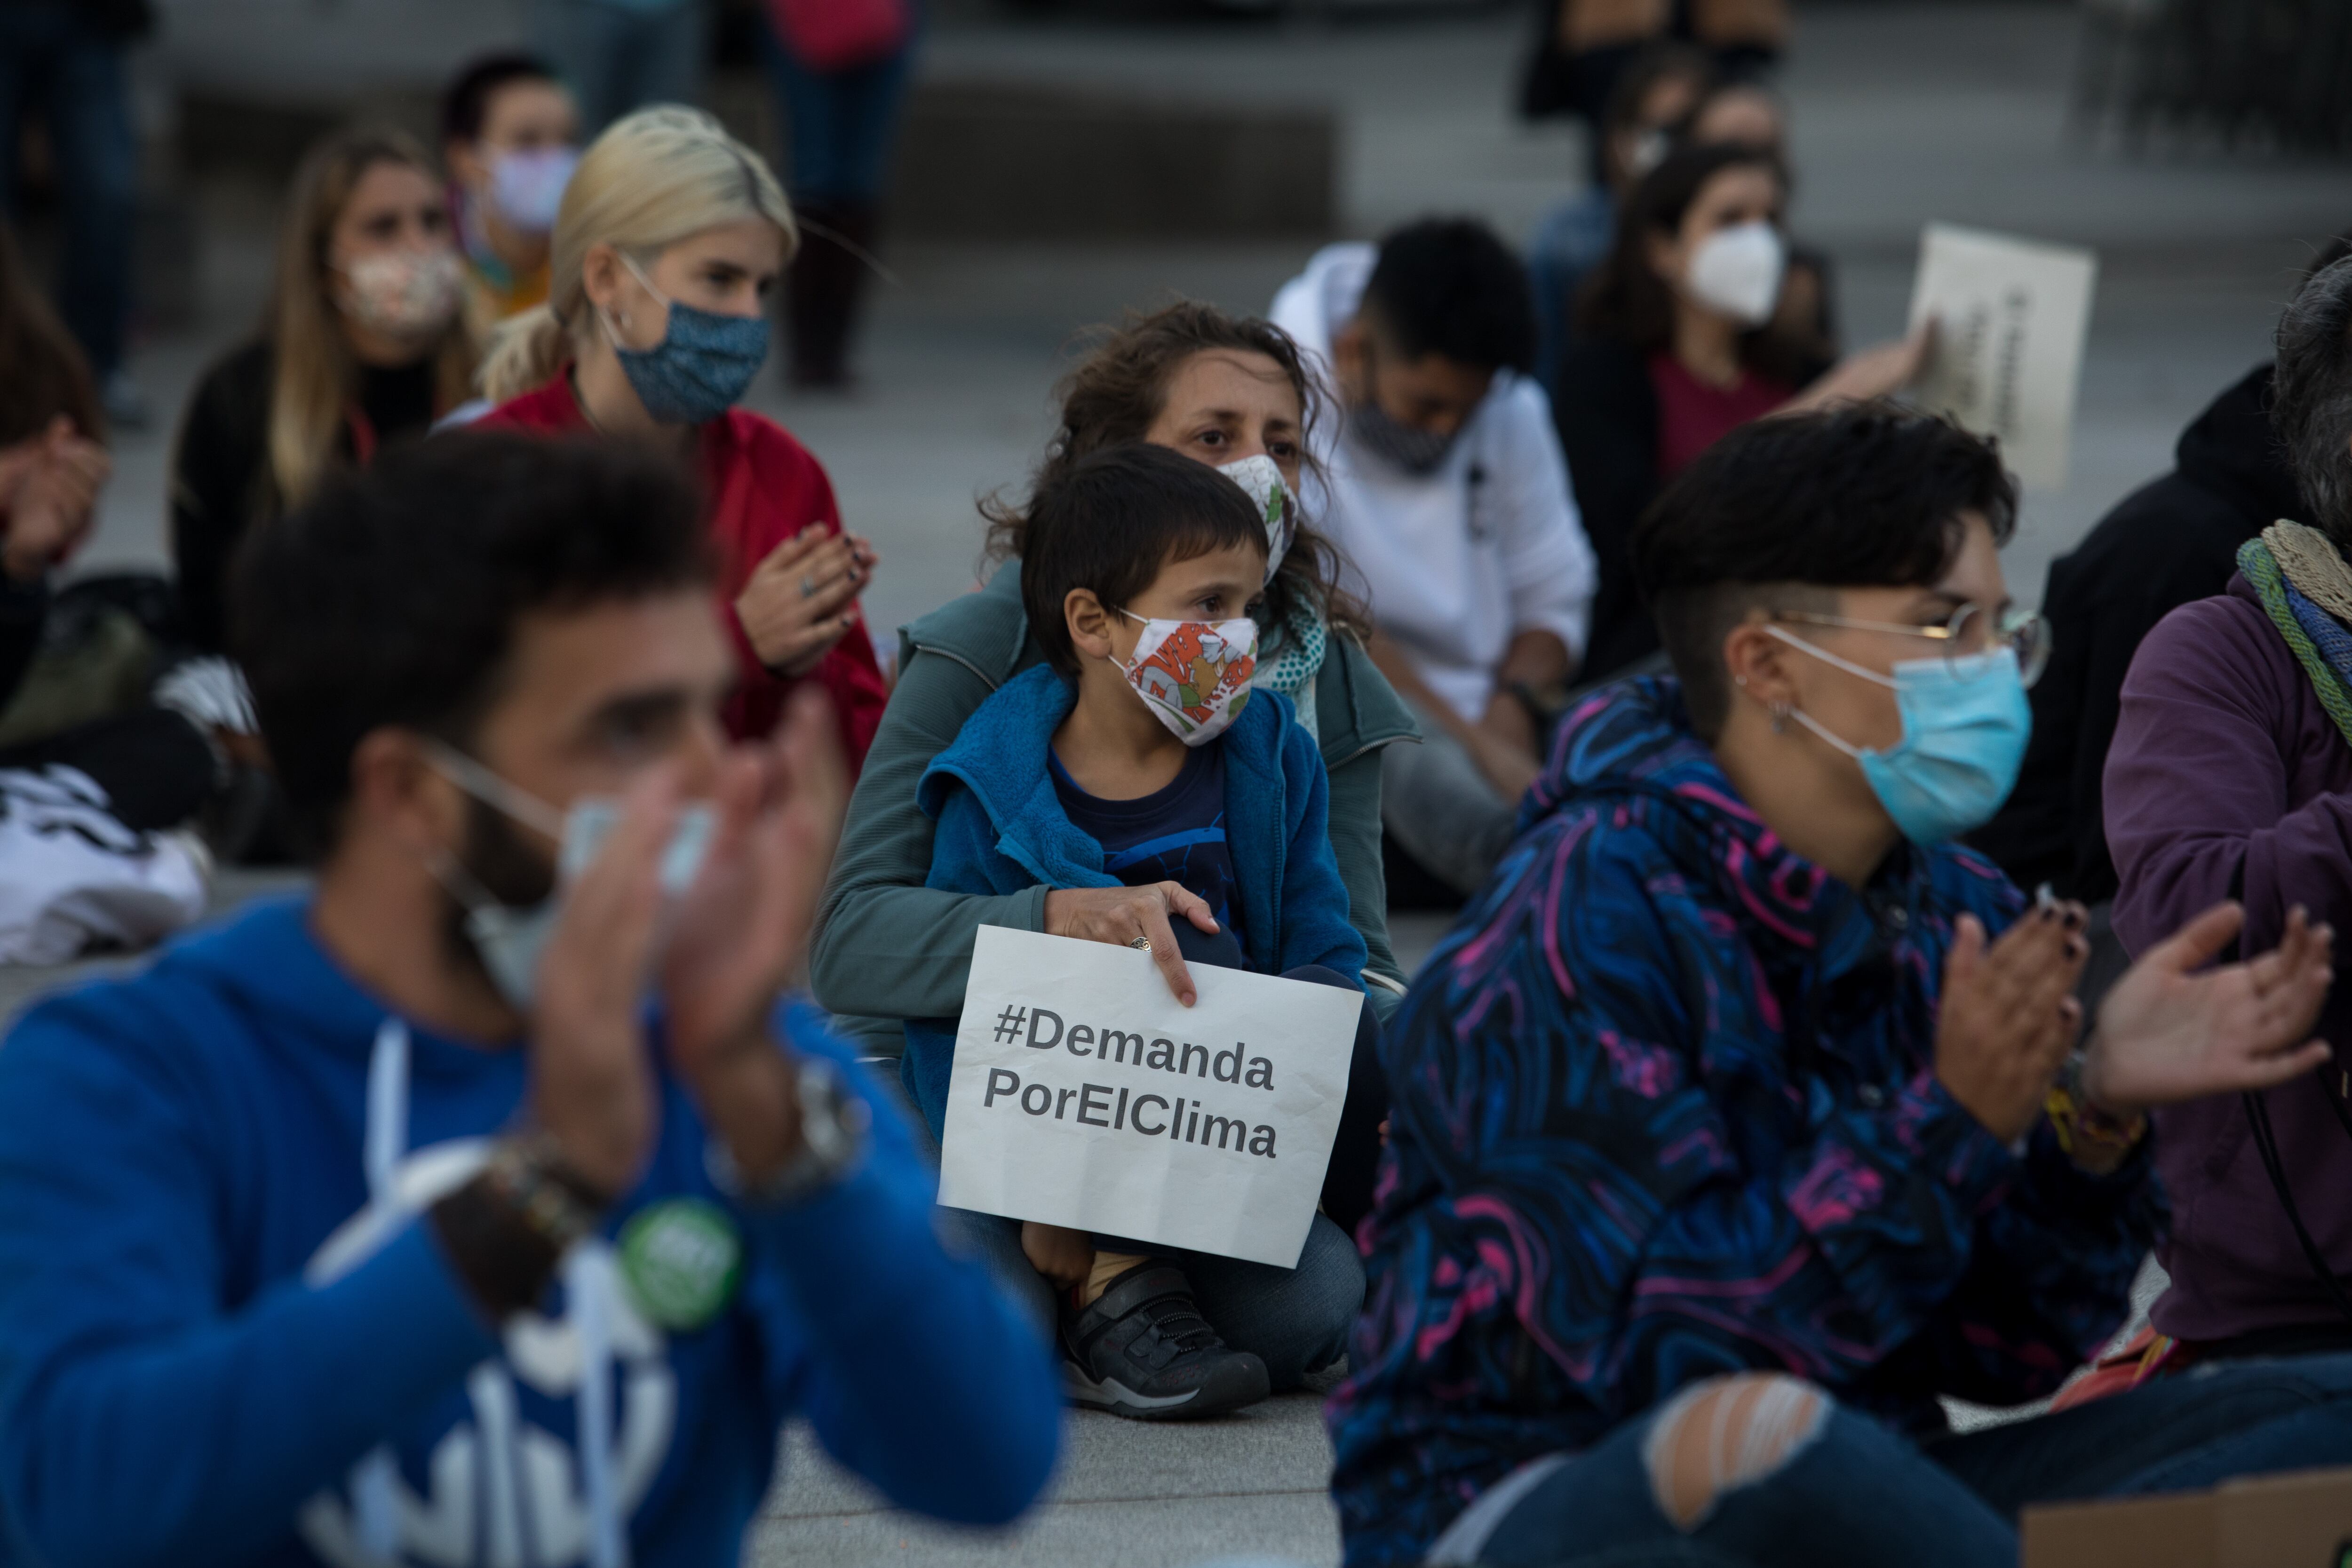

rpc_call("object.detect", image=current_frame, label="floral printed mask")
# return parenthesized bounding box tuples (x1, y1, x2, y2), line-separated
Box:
(1118, 611, 1258, 746)
(1216, 454, 1299, 585)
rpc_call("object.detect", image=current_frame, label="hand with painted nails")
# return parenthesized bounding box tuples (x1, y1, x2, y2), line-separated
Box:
(2082, 901, 2336, 1117)
(735, 523, 880, 677)
(1936, 897, 2091, 1143)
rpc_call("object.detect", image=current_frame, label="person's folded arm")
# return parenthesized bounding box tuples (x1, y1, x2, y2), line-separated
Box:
(810, 646, 1049, 1022)
(0, 1006, 497, 1568)
(1324, 745, 1406, 1008)
(1275, 717, 1369, 985)
(740, 1009, 1059, 1525)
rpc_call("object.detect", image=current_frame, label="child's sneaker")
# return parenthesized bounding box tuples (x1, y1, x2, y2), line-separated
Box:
(1060, 1262, 1269, 1419)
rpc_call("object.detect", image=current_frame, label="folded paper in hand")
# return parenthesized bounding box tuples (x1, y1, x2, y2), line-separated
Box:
(936, 925, 1362, 1269)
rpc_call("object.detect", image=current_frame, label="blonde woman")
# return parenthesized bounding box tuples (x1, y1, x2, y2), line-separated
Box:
(474, 106, 886, 768)
(172, 126, 473, 654)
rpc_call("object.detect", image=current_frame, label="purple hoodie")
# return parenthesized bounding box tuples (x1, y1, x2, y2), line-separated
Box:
(2106, 573, 2352, 1342)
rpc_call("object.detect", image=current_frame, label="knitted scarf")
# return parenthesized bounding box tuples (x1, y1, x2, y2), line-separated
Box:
(1252, 598, 1328, 740)
(2240, 521, 2352, 748)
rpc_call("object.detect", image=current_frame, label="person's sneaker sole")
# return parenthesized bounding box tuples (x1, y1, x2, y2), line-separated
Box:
(1061, 1351, 1270, 1420)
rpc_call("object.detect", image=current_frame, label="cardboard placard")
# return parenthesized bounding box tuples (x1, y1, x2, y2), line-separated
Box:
(2021, 1463, 2352, 1568)
(935, 925, 1362, 1269)
(1905, 223, 2099, 491)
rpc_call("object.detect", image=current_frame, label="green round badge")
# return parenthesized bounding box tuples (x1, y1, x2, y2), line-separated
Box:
(618, 1198, 743, 1330)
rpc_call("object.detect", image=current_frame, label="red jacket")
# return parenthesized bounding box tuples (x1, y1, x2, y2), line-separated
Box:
(475, 374, 885, 771)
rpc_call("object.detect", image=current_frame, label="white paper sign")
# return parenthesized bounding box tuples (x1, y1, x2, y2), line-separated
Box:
(936, 925, 1363, 1269)
(1905, 223, 2098, 491)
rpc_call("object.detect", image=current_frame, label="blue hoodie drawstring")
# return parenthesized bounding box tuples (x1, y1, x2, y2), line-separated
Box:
(350, 1017, 628, 1568)
(351, 1019, 410, 1564)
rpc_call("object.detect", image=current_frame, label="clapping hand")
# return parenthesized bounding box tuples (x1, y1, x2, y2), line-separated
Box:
(1935, 899, 2089, 1143)
(2082, 902, 2334, 1116)
(659, 688, 850, 1178)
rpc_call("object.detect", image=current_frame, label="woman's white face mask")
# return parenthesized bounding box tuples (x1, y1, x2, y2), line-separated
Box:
(1684, 220, 1786, 327)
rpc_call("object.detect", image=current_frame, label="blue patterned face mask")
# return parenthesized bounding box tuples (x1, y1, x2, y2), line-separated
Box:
(1768, 628, 2032, 845)
(603, 253, 769, 426)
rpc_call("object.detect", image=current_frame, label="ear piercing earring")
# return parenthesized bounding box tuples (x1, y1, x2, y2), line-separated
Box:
(1769, 699, 1790, 734)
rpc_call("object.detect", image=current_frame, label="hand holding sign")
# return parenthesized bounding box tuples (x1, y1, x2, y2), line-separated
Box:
(938, 926, 1362, 1269)
(1044, 881, 1222, 1006)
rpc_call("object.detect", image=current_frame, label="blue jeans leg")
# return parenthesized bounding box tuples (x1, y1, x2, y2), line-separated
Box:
(1923, 1349, 2352, 1509)
(1468, 1380, 2016, 1568)
(758, 22, 917, 205)
(1155, 1213, 1361, 1389)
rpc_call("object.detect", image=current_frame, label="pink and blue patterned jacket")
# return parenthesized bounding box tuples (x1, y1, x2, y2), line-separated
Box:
(1327, 677, 2163, 1567)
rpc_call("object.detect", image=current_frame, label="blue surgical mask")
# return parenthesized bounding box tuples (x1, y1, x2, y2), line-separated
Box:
(1767, 628, 2032, 845)
(427, 746, 715, 1010)
(602, 254, 769, 426)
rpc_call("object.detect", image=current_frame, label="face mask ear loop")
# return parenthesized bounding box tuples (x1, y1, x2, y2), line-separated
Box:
(422, 741, 567, 839)
(1763, 625, 1892, 759)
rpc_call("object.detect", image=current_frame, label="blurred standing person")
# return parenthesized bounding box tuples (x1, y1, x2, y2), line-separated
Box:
(1558, 142, 1925, 682)
(1518, 0, 1787, 142)
(760, 0, 917, 390)
(173, 126, 475, 658)
(2106, 253, 2352, 1366)
(475, 107, 887, 769)
(441, 54, 583, 341)
(0, 0, 151, 428)
(530, 0, 706, 133)
(1272, 218, 1596, 900)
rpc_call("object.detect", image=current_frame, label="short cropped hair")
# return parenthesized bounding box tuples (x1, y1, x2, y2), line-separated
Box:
(232, 433, 712, 857)
(2275, 254, 2352, 546)
(1360, 218, 1536, 376)
(442, 53, 558, 147)
(1631, 405, 2018, 740)
(1014, 444, 1268, 677)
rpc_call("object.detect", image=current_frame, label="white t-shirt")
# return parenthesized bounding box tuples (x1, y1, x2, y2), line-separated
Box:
(1271, 242, 1597, 724)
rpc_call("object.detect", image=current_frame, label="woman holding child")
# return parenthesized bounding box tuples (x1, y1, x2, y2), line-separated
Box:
(473, 107, 888, 768)
(814, 302, 1416, 1421)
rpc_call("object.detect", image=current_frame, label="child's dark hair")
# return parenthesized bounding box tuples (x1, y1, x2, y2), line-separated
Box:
(1017, 444, 1268, 676)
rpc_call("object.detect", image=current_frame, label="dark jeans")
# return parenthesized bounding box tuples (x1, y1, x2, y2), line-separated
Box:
(1452, 1354, 2352, 1567)
(0, 1, 137, 378)
(757, 20, 916, 205)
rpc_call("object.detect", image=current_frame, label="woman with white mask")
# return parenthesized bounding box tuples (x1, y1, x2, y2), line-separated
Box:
(174, 125, 477, 660)
(1557, 142, 1930, 682)
(439, 54, 582, 340)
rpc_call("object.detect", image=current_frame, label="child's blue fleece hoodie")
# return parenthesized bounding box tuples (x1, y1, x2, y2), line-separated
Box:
(0, 897, 1061, 1568)
(902, 666, 1367, 1141)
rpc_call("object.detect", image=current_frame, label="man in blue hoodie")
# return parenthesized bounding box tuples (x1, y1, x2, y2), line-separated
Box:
(0, 433, 1061, 1568)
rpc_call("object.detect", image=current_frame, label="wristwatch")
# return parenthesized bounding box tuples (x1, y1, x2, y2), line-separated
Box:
(705, 1055, 872, 1207)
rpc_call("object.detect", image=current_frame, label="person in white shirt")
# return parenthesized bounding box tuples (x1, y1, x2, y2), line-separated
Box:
(1271, 219, 1598, 897)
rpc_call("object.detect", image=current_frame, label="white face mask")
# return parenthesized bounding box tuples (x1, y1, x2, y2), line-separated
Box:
(1215, 454, 1300, 585)
(426, 746, 715, 1010)
(1685, 220, 1786, 327)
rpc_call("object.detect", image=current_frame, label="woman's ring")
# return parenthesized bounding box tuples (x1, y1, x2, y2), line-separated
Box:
(1128, 937, 1153, 952)
(799, 574, 818, 598)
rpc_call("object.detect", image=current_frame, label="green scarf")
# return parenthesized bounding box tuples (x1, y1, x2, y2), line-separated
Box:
(2239, 534, 2352, 748)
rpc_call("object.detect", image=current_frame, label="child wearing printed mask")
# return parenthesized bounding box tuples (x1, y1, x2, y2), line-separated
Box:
(903, 442, 1381, 1422)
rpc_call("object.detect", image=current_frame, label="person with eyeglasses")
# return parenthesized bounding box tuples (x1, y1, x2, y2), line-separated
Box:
(1327, 404, 2352, 1568)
